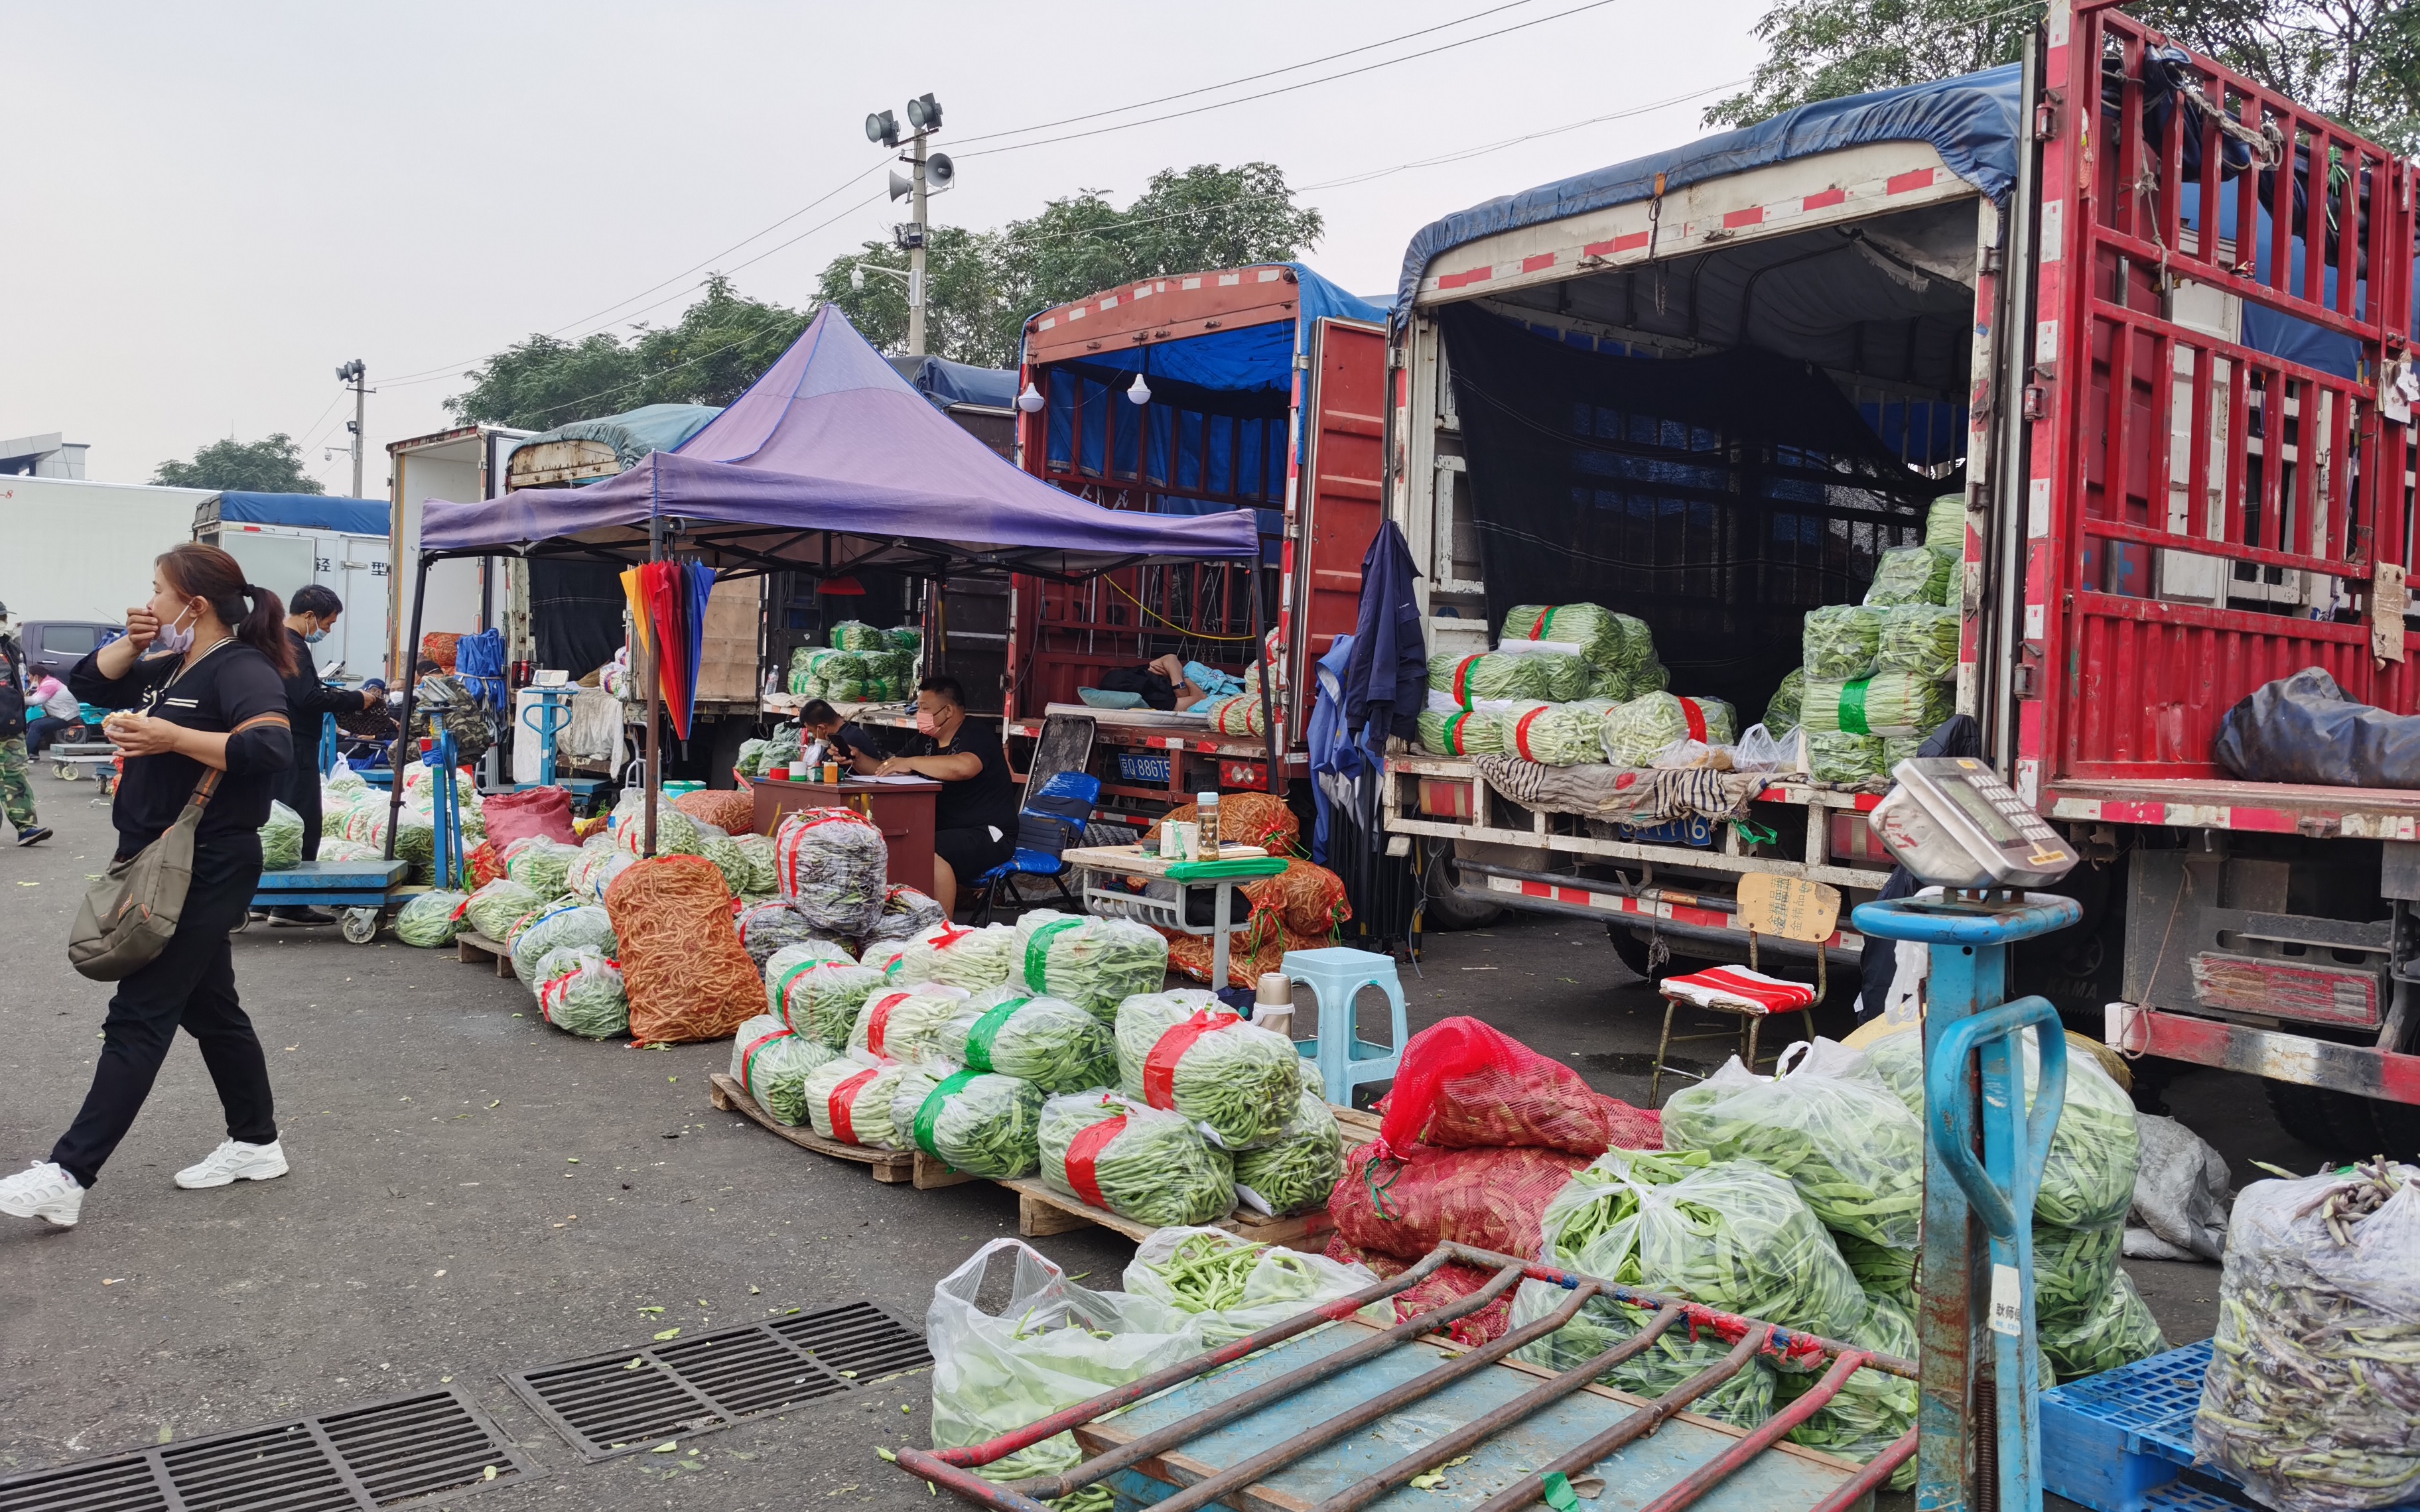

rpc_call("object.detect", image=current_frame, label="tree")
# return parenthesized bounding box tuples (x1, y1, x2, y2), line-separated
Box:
(1707, 0, 2417, 153)
(152, 433, 325, 493)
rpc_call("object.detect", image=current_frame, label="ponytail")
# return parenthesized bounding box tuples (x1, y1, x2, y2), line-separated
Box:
(155, 543, 297, 677)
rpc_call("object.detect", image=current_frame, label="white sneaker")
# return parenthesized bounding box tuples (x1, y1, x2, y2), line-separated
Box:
(0, 1161, 85, 1227)
(174, 1139, 289, 1190)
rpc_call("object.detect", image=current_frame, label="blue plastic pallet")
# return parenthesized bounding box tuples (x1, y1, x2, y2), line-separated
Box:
(2042, 1338, 2420, 1512)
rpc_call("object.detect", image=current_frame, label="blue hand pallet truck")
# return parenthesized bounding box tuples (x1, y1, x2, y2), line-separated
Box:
(239, 720, 457, 945)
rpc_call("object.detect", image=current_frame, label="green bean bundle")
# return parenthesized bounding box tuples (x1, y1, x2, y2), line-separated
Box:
(512, 901, 616, 985)
(1863, 545, 1959, 608)
(1804, 604, 1885, 680)
(1800, 674, 1952, 739)
(732, 833, 780, 897)
(1834, 1233, 1917, 1300)
(829, 620, 888, 652)
(608, 794, 701, 856)
(464, 877, 542, 941)
(1418, 708, 1507, 757)
(2033, 1220, 2124, 1336)
(772, 962, 885, 1047)
(1231, 1089, 1346, 1216)
(1877, 605, 1959, 679)
(504, 838, 580, 898)
(566, 844, 635, 905)
(1661, 1049, 1925, 1251)
(1781, 1291, 1918, 1487)
(1925, 494, 1966, 550)
(941, 987, 1118, 1094)
(1510, 651, 1593, 701)
(395, 890, 469, 947)
(849, 982, 973, 1064)
(1040, 1092, 1235, 1226)
(1764, 668, 1807, 739)
(1498, 702, 1609, 766)
(887, 922, 1020, 992)
(2043, 1269, 2166, 1383)
(1599, 692, 1735, 765)
(1501, 603, 1652, 674)
(730, 1014, 839, 1125)
(1805, 732, 1884, 783)
(260, 801, 304, 871)
(737, 901, 831, 968)
(1585, 664, 1634, 702)
(533, 950, 628, 1039)
(890, 1064, 1045, 1178)
(1014, 912, 1171, 1024)
(699, 834, 753, 897)
(1634, 1156, 1867, 1346)
(762, 938, 859, 1012)
(799, 1053, 913, 1147)
(1114, 991, 1301, 1148)
(1428, 651, 1546, 704)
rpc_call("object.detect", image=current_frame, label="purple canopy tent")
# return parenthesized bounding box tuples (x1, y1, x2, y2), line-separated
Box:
(395, 306, 1269, 855)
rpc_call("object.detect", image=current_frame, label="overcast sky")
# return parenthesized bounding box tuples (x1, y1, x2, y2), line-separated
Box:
(4, 0, 1765, 493)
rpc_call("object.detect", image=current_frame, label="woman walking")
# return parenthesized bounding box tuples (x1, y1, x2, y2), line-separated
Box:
(0, 544, 295, 1228)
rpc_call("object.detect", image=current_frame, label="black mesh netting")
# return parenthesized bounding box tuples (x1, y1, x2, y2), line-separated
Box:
(1442, 306, 1950, 717)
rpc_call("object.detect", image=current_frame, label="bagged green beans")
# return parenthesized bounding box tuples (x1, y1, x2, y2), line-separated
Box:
(534, 950, 628, 1039)
(1835, 1233, 1917, 1300)
(1764, 668, 1806, 739)
(608, 792, 702, 856)
(1781, 1291, 1918, 1487)
(1615, 1149, 1865, 1344)
(1804, 605, 1884, 681)
(773, 962, 885, 1048)
(1124, 1228, 1384, 1344)
(1013, 912, 1171, 1024)
(732, 832, 780, 897)
(566, 844, 634, 905)
(1863, 545, 1958, 608)
(259, 801, 304, 871)
(1040, 1091, 1235, 1226)
(1600, 692, 1735, 766)
(1801, 674, 1952, 739)
(800, 1052, 913, 1147)
(1499, 702, 1608, 765)
(736, 901, 832, 968)
(891, 1064, 1045, 1178)
(863, 884, 947, 945)
(1926, 494, 1966, 550)
(886, 922, 1020, 992)
(1428, 652, 1545, 705)
(1877, 605, 1959, 679)
(1662, 1040, 1924, 1252)
(1503, 651, 1593, 701)
(1502, 603, 1650, 674)
(1231, 1088, 1345, 1216)
(1114, 992, 1301, 1148)
(1418, 708, 1507, 757)
(941, 987, 1117, 1094)
(1881, 735, 1924, 769)
(463, 877, 542, 941)
(699, 834, 753, 897)
(504, 838, 580, 898)
(2043, 1269, 2166, 1383)
(730, 1014, 839, 1125)
(513, 901, 617, 985)
(829, 620, 886, 652)
(2033, 1219, 2124, 1337)
(850, 982, 973, 1064)
(395, 890, 468, 948)
(762, 938, 860, 1013)
(1585, 664, 1634, 702)
(1806, 731, 1885, 783)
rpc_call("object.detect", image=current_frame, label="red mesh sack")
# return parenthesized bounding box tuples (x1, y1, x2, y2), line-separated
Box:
(466, 840, 505, 890)
(1243, 857, 1352, 937)
(674, 787, 756, 836)
(1166, 921, 1328, 989)
(482, 785, 578, 849)
(1377, 1017, 1661, 1157)
(1329, 1142, 1586, 1263)
(419, 632, 462, 672)
(606, 855, 761, 1045)
(1149, 791, 1300, 855)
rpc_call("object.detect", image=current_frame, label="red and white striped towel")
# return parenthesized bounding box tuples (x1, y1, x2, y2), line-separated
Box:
(1660, 966, 1819, 1016)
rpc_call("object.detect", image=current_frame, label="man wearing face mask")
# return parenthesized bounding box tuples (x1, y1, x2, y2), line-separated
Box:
(857, 675, 1014, 917)
(262, 587, 382, 922)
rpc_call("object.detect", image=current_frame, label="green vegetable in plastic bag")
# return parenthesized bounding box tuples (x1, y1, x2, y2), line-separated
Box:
(1502, 603, 1651, 674)
(1428, 652, 1545, 704)
(1926, 494, 1965, 550)
(1661, 1040, 1924, 1251)
(504, 838, 579, 898)
(736, 901, 833, 968)
(941, 987, 1117, 1094)
(850, 982, 973, 1064)
(864, 884, 947, 945)
(2043, 1269, 2166, 1382)
(1629, 1153, 1865, 1343)
(464, 877, 542, 942)
(1835, 1233, 1916, 1299)
(1418, 708, 1506, 757)
(732, 832, 779, 896)
(1863, 545, 1958, 608)
(800, 1053, 912, 1147)
(1013, 911, 1170, 1024)
(534, 950, 628, 1039)
(699, 834, 752, 897)
(1779, 1291, 1918, 1487)
(829, 620, 886, 652)
(1806, 731, 1885, 783)
(1585, 664, 1633, 702)
(1801, 674, 1951, 739)
(772, 961, 885, 1047)
(1804, 604, 1884, 680)
(1881, 735, 1924, 769)
(1512, 652, 1593, 701)
(1877, 605, 1959, 679)
(886, 923, 1019, 992)
(735, 738, 769, 777)
(762, 937, 858, 1009)
(2033, 1219, 2123, 1336)
(395, 890, 468, 947)
(1114, 991, 1300, 1148)
(891, 1064, 1044, 1178)
(1231, 1088, 1345, 1216)
(1040, 1092, 1235, 1226)
(610, 794, 701, 857)
(314, 838, 383, 862)
(567, 844, 634, 905)
(1599, 693, 1732, 765)
(1632, 660, 1670, 694)
(1497, 702, 1606, 766)
(730, 1014, 839, 1125)
(259, 801, 304, 871)
(513, 901, 617, 985)
(1124, 1228, 1383, 1345)
(1764, 668, 1806, 739)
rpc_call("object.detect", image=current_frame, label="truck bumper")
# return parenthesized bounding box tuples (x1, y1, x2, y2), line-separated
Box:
(2106, 1003, 2420, 1102)
(1456, 868, 1866, 970)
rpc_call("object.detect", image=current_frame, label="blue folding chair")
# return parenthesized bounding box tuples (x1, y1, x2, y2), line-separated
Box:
(967, 770, 1101, 925)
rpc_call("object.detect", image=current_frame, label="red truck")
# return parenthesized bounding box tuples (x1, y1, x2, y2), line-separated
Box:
(1006, 264, 1388, 814)
(1383, 1, 2419, 1153)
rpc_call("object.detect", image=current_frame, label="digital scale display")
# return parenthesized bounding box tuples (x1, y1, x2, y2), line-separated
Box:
(1869, 757, 2078, 888)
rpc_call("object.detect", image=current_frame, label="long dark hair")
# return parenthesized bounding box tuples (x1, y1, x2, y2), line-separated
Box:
(157, 543, 295, 676)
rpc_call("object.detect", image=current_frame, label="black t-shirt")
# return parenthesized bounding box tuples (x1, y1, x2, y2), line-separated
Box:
(903, 721, 1016, 835)
(282, 627, 366, 723)
(71, 641, 294, 859)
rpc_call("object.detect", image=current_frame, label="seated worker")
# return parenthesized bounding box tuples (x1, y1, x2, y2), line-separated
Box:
(24, 672, 85, 755)
(859, 675, 1014, 916)
(799, 699, 878, 767)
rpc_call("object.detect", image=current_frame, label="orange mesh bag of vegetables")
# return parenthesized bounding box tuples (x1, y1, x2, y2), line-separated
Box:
(466, 840, 505, 890)
(1322, 1235, 1516, 1346)
(1329, 1143, 1587, 1262)
(1375, 1016, 1661, 1158)
(1164, 920, 1326, 989)
(605, 855, 762, 1044)
(674, 787, 756, 836)
(419, 632, 461, 672)
(1243, 858, 1352, 937)
(1149, 790, 1300, 855)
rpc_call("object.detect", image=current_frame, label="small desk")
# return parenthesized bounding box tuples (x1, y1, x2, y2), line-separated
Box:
(753, 775, 941, 889)
(1060, 843, 1270, 989)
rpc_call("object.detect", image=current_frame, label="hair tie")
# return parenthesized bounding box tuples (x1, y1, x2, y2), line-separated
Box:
(243, 584, 263, 597)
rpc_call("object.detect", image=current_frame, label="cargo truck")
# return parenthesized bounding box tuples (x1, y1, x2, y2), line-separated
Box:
(1383, 1, 2419, 1153)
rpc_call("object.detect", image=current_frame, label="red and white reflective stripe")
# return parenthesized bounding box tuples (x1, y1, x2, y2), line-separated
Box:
(1499, 875, 1861, 951)
(1033, 267, 1288, 330)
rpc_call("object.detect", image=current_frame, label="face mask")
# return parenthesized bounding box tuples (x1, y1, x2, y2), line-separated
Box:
(914, 708, 941, 737)
(303, 620, 328, 645)
(155, 603, 198, 656)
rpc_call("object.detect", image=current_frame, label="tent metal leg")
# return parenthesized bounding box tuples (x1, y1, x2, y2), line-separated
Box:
(385, 552, 432, 861)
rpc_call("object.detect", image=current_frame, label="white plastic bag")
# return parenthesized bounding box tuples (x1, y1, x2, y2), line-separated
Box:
(927, 1240, 1205, 1483)
(1122, 1227, 1386, 1344)
(1731, 722, 1790, 773)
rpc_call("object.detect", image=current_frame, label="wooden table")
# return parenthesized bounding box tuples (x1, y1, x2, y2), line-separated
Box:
(1060, 842, 1270, 987)
(752, 775, 941, 889)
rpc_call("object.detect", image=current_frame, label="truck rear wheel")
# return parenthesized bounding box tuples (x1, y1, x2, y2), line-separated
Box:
(1603, 924, 1715, 984)
(1419, 842, 1501, 931)
(2263, 1080, 2420, 1163)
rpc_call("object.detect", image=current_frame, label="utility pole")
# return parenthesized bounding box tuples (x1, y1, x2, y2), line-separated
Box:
(907, 131, 929, 357)
(867, 95, 952, 359)
(336, 359, 368, 497)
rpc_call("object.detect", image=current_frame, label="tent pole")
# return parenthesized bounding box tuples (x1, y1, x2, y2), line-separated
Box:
(643, 512, 662, 858)
(1250, 567, 1283, 799)
(385, 551, 433, 862)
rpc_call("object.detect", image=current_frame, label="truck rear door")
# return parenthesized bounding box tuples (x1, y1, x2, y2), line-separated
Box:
(2023, 0, 2417, 805)
(1289, 317, 1388, 730)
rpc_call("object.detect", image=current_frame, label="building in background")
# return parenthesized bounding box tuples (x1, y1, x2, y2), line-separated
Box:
(0, 432, 90, 478)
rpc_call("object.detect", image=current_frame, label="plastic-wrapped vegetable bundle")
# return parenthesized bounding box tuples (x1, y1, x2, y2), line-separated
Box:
(1013, 912, 1171, 1023)
(734, 737, 769, 778)
(315, 837, 383, 863)
(940, 987, 1116, 1094)
(1925, 493, 1965, 550)
(1627, 1153, 1865, 1344)
(1836, 1233, 1916, 1299)
(732, 832, 779, 897)
(1601, 692, 1733, 766)
(1512, 651, 1593, 701)
(890, 1062, 1045, 1177)
(1125, 1228, 1384, 1345)
(511, 901, 617, 985)
(762, 937, 859, 1009)
(828, 619, 886, 652)
(1863, 545, 1958, 607)
(881, 922, 1019, 991)
(1114, 992, 1302, 1147)
(1804, 604, 1885, 680)
(324, 765, 368, 800)
(259, 801, 305, 871)
(394, 890, 468, 947)
(773, 962, 885, 1047)
(1501, 603, 1647, 674)
(1881, 735, 1923, 769)
(1661, 1040, 1924, 1251)
(1779, 1291, 1918, 1487)
(888, 625, 921, 653)
(2195, 1161, 2420, 1511)
(1806, 731, 1885, 783)
(464, 877, 542, 941)
(504, 838, 580, 898)
(728, 1014, 838, 1125)
(609, 795, 702, 857)
(2033, 1220, 2124, 1336)
(1876, 605, 1959, 679)
(2043, 1268, 2166, 1383)
(1232, 1086, 1345, 1216)
(566, 844, 635, 905)
(849, 982, 972, 1064)
(534, 950, 628, 1039)
(697, 834, 752, 897)
(800, 1053, 913, 1147)
(809, 652, 867, 702)
(735, 900, 827, 967)
(1802, 674, 1950, 738)
(1428, 652, 1545, 705)
(1764, 668, 1806, 739)
(1633, 660, 1670, 694)
(862, 884, 946, 944)
(1418, 708, 1507, 756)
(1585, 664, 1633, 702)
(1499, 702, 1607, 765)
(1203, 694, 1266, 738)
(773, 808, 888, 934)
(1040, 1091, 1235, 1226)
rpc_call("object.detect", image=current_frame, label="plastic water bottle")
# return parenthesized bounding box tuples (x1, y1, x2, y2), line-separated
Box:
(1197, 791, 1220, 857)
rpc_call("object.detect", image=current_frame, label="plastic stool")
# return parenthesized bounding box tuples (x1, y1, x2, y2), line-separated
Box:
(1282, 946, 1408, 1105)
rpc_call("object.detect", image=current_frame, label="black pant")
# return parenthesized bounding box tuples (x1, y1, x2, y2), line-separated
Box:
(51, 844, 277, 1188)
(279, 761, 323, 862)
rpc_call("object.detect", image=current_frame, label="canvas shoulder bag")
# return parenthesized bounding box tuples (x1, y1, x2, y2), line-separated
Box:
(70, 769, 220, 980)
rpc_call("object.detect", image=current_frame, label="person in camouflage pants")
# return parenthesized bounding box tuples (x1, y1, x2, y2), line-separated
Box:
(0, 619, 49, 844)
(0, 735, 34, 834)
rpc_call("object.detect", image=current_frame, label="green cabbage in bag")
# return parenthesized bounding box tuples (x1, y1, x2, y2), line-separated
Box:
(1231, 1088, 1345, 1216)
(1114, 991, 1300, 1148)
(1040, 1092, 1235, 1226)
(1418, 708, 1507, 757)
(941, 987, 1118, 1094)
(259, 801, 304, 871)
(1804, 605, 1884, 681)
(730, 1014, 839, 1125)
(1013, 912, 1170, 1024)
(395, 890, 468, 947)
(892, 1064, 1044, 1178)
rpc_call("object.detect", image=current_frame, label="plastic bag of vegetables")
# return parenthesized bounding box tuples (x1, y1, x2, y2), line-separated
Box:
(1124, 1228, 1384, 1344)
(2043, 1267, 2166, 1383)
(699, 834, 752, 898)
(1804, 605, 1884, 680)
(800, 1052, 914, 1147)
(259, 801, 305, 871)
(1805, 731, 1884, 783)
(849, 982, 973, 1064)
(1925, 493, 1965, 550)
(773, 807, 888, 934)
(884, 922, 1020, 991)
(1601, 693, 1734, 766)
(1778, 1291, 1918, 1487)
(1877, 605, 1959, 679)
(513, 901, 617, 985)
(863, 884, 946, 944)
(2033, 1219, 2123, 1336)
(1040, 1092, 1235, 1226)
(1499, 650, 1592, 701)
(736, 900, 829, 968)
(1502, 603, 1650, 675)
(1014, 912, 1171, 1023)
(1863, 545, 1958, 608)
(1231, 1084, 1346, 1216)
(773, 962, 885, 1047)
(732, 832, 780, 897)
(608, 792, 702, 856)
(565, 844, 634, 905)
(890, 1062, 1045, 1178)
(762, 938, 860, 1011)
(1419, 708, 1507, 756)
(314, 837, 383, 863)
(2195, 1160, 2419, 1511)
(394, 890, 469, 948)
(463, 877, 542, 942)
(534, 950, 628, 1039)
(1428, 652, 1545, 705)
(1499, 702, 1608, 765)
(1801, 674, 1950, 739)
(829, 619, 886, 652)
(729, 1014, 839, 1125)
(940, 988, 1117, 1094)
(1114, 992, 1303, 1147)
(503, 838, 579, 898)
(928, 1239, 1207, 1485)
(1763, 668, 1806, 739)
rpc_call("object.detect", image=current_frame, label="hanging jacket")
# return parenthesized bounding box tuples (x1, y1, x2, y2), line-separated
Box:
(1304, 634, 1357, 864)
(1339, 521, 1425, 744)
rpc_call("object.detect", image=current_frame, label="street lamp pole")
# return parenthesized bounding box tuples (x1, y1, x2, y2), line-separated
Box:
(336, 359, 368, 498)
(907, 130, 929, 358)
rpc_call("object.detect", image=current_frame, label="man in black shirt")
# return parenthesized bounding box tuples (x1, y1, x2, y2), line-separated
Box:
(800, 698, 878, 768)
(860, 675, 1015, 916)
(265, 586, 381, 923)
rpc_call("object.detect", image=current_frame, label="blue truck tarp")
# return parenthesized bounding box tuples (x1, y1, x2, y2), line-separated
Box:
(213, 492, 387, 535)
(887, 355, 1019, 412)
(510, 403, 724, 471)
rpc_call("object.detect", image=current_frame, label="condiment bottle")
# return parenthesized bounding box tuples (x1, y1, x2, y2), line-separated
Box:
(1197, 791, 1220, 857)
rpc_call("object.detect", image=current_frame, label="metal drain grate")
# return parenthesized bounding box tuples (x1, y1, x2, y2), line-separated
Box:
(505, 1299, 929, 1462)
(0, 1387, 528, 1511)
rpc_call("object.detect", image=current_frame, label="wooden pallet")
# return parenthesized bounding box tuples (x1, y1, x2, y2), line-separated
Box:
(994, 1174, 1335, 1249)
(707, 1072, 913, 1182)
(456, 929, 514, 978)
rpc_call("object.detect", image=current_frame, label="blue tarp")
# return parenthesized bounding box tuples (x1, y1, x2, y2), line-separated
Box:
(1068, 264, 1386, 391)
(888, 355, 1019, 411)
(512, 403, 723, 470)
(214, 491, 387, 535)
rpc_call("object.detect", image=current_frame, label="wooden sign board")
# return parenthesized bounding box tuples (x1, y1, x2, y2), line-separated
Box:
(2374, 564, 2407, 665)
(1737, 873, 1841, 944)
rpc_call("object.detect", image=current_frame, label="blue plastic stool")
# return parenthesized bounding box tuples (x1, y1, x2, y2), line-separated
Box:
(1282, 946, 1408, 1105)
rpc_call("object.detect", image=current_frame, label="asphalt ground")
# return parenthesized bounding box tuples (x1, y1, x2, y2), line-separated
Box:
(0, 772, 2322, 1511)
